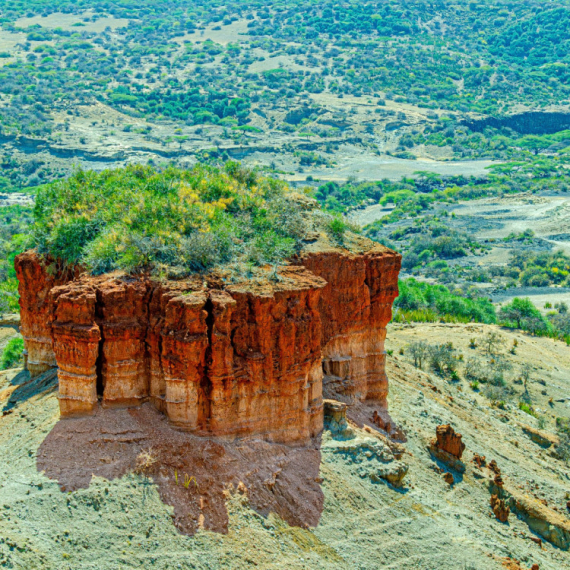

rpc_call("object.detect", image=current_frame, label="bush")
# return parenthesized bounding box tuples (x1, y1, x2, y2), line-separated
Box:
(407, 340, 430, 369)
(31, 163, 346, 278)
(0, 337, 24, 370)
(518, 402, 538, 418)
(395, 278, 496, 323)
(499, 297, 553, 336)
(428, 342, 457, 375)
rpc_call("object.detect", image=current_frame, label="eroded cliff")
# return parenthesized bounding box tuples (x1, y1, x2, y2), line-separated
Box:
(16, 241, 401, 444)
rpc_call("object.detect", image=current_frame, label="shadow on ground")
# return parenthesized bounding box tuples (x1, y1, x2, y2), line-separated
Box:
(37, 403, 324, 535)
(2, 369, 58, 414)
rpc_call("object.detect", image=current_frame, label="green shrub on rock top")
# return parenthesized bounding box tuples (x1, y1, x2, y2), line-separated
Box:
(31, 162, 347, 279)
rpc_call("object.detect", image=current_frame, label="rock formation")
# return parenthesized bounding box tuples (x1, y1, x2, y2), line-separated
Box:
(432, 424, 465, 459)
(300, 246, 399, 406)
(16, 241, 401, 445)
(463, 111, 570, 135)
(429, 424, 466, 472)
(490, 494, 510, 523)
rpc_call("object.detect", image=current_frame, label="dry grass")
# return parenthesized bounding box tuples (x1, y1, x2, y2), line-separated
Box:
(134, 449, 157, 475)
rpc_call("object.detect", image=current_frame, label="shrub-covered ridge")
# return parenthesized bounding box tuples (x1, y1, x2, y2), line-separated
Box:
(31, 162, 349, 279)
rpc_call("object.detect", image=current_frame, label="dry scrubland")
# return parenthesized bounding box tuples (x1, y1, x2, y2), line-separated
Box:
(0, 323, 568, 569)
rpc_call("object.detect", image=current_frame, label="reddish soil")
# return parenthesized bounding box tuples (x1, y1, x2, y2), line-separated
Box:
(37, 403, 324, 535)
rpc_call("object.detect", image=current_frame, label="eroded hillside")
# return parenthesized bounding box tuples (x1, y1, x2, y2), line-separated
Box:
(0, 319, 569, 569)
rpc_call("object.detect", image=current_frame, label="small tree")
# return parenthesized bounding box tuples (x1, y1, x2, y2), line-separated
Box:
(482, 331, 503, 356)
(519, 363, 532, 400)
(499, 297, 546, 332)
(408, 340, 429, 369)
(428, 342, 457, 375)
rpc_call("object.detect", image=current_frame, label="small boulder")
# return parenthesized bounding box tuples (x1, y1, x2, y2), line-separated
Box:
(443, 472, 454, 485)
(490, 494, 510, 522)
(434, 424, 465, 459)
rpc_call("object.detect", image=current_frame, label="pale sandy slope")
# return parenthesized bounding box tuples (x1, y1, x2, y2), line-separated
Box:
(0, 323, 568, 569)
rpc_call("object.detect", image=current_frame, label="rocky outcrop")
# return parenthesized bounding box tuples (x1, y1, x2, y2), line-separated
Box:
(299, 244, 400, 405)
(490, 494, 510, 523)
(520, 424, 559, 449)
(323, 399, 349, 436)
(490, 480, 570, 550)
(16, 242, 401, 444)
(15, 253, 78, 378)
(464, 111, 570, 135)
(433, 424, 465, 459)
(429, 424, 466, 472)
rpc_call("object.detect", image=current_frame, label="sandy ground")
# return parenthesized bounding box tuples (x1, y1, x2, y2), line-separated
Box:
(182, 20, 252, 45)
(282, 148, 497, 183)
(448, 193, 570, 252)
(0, 322, 568, 569)
(16, 12, 130, 32)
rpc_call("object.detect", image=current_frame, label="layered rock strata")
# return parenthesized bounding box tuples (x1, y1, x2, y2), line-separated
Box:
(16, 242, 400, 444)
(298, 246, 400, 405)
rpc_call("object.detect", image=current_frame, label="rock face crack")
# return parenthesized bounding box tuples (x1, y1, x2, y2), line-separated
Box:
(200, 294, 215, 430)
(95, 288, 105, 399)
(16, 244, 401, 444)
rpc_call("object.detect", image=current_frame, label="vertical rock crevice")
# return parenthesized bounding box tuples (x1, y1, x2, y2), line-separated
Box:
(94, 288, 105, 400)
(199, 294, 215, 430)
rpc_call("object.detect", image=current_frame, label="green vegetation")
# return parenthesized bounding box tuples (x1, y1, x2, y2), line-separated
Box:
(394, 278, 570, 344)
(0, 204, 32, 313)
(31, 162, 343, 278)
(0, 2, 569, 189)
(498, 298, 554, 336)
(501, 250, 570, 287)
(0, 337, 24, 370)
(394, 278, 496, 324)
(406, 329, 554, 416)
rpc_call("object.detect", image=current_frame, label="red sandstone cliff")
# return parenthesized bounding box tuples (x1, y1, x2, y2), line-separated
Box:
(298, 242, 400, 405)
(16, 241, 400, 444)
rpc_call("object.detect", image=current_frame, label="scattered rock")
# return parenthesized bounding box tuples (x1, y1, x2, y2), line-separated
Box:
(488, 459, 501, 474)
(473, 453, 486, 469)
(370, 410, 406, 441)
(490, 494, 510, 522)
(323, 435, 408, 487)
(530, 536, 542, 548)
(490, 482, 570, 550)
(443, 472, 454, 485)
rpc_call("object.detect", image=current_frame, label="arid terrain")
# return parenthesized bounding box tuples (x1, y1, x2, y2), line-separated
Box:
(1, 2, 570, 568)
(1, 320, 568, 569)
